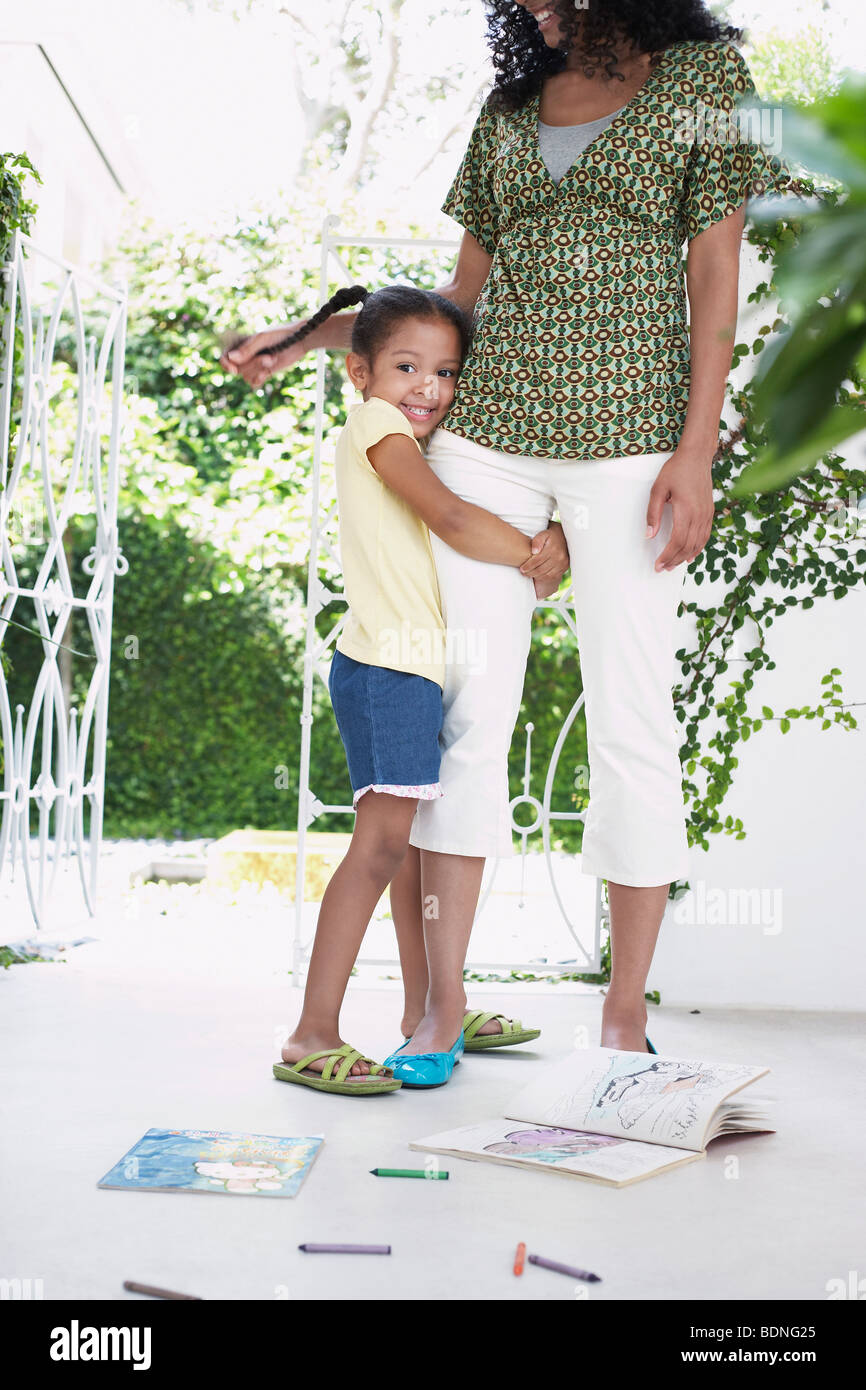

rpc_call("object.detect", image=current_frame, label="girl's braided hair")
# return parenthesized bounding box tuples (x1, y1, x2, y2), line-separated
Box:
(252, 283, 473, 365)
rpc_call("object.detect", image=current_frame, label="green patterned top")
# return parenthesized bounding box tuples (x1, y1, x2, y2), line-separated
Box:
(440, 41, 790, 460)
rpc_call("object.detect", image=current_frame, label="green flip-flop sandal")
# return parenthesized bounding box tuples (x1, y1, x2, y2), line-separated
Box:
(273, 1043, 402, 1095)
(462, 1010, 541, 1052)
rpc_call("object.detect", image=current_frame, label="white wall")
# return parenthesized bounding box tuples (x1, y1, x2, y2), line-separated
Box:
(652, 243, 866, 1011)
(654, 582, 866, 1010)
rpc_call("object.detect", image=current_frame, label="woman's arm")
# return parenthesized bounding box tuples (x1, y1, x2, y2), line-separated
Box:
(367, 432, 535, 568)
(219, 230, 493, 387)
(314, 229, 491, 347)
(681, 206, 743, 461)
(648, 206, 744, 572)
(436, 228, 493, 316)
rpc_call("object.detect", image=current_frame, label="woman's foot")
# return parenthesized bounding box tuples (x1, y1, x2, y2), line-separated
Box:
(401, 995, 508, 1043)
(280, 1032, 381, 1080)
(397, 1006, 465, 1056)
(600, 999, 651, 1053)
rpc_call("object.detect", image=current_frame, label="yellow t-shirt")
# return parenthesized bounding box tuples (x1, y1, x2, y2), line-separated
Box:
(334, 395, 446, 689)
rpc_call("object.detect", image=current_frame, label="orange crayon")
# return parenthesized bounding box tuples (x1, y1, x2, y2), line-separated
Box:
(513, 1242, 527, 1276)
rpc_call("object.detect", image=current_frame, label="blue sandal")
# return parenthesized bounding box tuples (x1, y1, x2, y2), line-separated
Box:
(382, 1034, 464, 1088)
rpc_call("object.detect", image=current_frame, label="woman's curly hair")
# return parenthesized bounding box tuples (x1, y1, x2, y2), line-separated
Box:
(483, 0, 742, 113)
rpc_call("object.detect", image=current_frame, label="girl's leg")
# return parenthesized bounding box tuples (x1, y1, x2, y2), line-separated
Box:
(282, 791, 418, 1076)
(389, 845, 428, 1038)
(554, 451, 690, 1052)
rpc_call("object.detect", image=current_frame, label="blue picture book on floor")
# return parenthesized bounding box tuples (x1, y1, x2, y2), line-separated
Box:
(98, 1128, 324, 1197)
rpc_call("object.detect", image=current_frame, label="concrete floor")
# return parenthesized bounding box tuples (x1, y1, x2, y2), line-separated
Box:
(1, 868, 864, 1302)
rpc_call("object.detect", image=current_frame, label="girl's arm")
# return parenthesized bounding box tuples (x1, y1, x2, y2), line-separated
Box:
(219, 230, 492, 387)
(646, 207, 743, 572)
(366, 432, 535, 568)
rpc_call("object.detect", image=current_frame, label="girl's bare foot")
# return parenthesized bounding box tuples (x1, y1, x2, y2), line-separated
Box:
(280, 1032, 384, 1081)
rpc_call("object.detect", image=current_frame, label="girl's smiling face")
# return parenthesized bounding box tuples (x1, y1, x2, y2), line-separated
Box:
(346, 315, 463, 439)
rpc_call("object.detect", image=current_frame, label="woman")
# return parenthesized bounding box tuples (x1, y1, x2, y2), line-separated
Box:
(222, 0, 787, 1069)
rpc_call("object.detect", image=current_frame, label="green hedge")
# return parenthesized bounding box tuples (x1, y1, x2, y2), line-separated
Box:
(3, 513, 352, 839)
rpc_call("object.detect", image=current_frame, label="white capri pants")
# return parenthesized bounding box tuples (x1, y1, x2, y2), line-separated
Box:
(408, 427, 691, 888)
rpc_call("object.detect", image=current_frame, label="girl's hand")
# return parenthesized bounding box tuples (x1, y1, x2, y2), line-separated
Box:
(520, 520, 570, 588)
(533, 573, 562, 601)
(646, 448, 715, 572)
(218, 320, 311, 388)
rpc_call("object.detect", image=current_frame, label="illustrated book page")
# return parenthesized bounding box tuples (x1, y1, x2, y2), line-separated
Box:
(97, 1128, 324, 1197)
(504, 1049, 772, 1151)
(409, 1120, 702, 1187)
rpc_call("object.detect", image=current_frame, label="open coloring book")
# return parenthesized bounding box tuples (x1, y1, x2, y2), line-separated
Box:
(411, 1049, 774, 1187)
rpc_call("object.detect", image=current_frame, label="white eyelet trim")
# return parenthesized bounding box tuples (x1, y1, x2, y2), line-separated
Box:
(353, 782, 444, 806)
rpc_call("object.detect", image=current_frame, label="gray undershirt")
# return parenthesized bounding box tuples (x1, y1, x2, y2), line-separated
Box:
(537, 107, 626, 184)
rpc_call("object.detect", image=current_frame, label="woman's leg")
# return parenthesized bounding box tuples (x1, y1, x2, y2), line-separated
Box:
(388, 847, 488, 1057)
(389, 846, 428, 1037)
(603, 882, 670, 1049)
(391, 847, 512, 1041)
(397, 429, 553, 1055)
(282, 790, 418, 1076)
(406, 849, 486, 1054)
(554, 451, 690, 1052)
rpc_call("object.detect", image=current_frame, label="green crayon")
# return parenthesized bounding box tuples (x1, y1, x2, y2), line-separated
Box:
(369, 1167, 449, 1180)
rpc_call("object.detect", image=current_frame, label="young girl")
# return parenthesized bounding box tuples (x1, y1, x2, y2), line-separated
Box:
(267, 283, 565, 1092)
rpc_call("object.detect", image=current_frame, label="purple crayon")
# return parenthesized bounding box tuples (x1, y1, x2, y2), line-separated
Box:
(528, 1253, 601, 1283)
(299, 1243, 391, 1255)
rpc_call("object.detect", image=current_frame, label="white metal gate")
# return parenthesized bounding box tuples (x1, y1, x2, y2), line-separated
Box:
(0, 231, 127, 929)
(293, 214, 604, 980)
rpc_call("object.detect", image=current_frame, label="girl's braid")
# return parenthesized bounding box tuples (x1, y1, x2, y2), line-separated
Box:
(253, 285, 370, 358)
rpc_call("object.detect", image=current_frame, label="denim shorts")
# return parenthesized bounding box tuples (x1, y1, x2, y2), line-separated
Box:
(329, 650, 444, 806)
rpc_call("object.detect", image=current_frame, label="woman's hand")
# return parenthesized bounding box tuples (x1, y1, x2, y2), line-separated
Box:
(646, 449, 716, 572)
(520, 520, 570, 598)
(218, 320, 311, 388)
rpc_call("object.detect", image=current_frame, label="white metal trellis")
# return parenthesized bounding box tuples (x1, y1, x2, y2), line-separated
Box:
(0, 231, 127, 929)
(292, 214, 604, 982)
